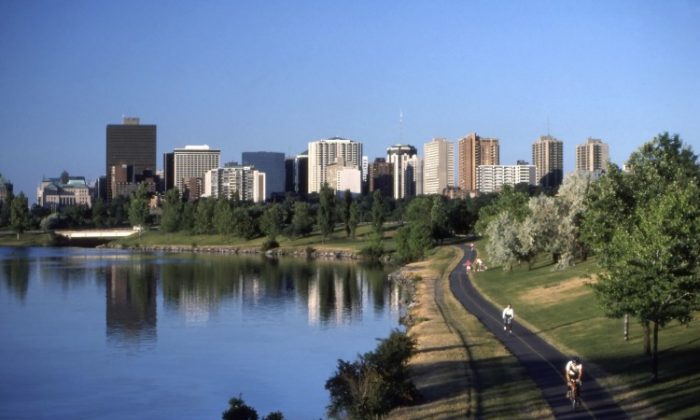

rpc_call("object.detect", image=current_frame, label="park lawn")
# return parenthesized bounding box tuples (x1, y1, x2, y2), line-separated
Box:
(0, 231, 55, 246)
(111, 223, 399, 254)
(470, 241, 700, 419)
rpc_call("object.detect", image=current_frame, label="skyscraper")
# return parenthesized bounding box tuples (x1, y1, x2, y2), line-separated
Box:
(386, 144, 419, 199)
(423, 138, 454, 195)
(105, 117, 156, 200)
(242, 151, 285, 200)
(532, 135, 564, 190)
(576, 138, 609, 174)
(307, 137, 363, 194)
(458, 133, 500, 194)
(173, 145, 220, 200)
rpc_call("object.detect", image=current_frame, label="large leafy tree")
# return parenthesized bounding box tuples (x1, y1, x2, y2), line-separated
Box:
(371, 190, 385, 236)
(290, 201, 314, 238)
(583, 133, 700, 381)
(341, 190, 353, 238)
(348, 201, 360, 239)
(193, 198, 216, 234)
(213, 198, 234, 235)
(128, 183, 150, 228)
(10, 193, 30, 239)
(317, 184, 336, 240)
(259, 203, 286, 240)
(161, 189, 183, 233)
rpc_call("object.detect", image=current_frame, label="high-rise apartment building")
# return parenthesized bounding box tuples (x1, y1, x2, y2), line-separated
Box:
(423, 138, 454, 195)
(203, 166, 265, 202)
(458, 133, 500, 194)
(105, 117, 156, 200)
(387, 144, 419, 199)
(173, 145, 220, 200)
(576, 138, 609, 174)
(477, 164, 537, 193)
(307, 138, 362, 194)
(532, 135, 564, 190)
(242, 151, 285, 200)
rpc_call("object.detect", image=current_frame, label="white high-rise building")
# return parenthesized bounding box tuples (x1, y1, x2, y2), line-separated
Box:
(576, 138, 609, 174)
(422, 138, 454, 195)
(477, 164, 537, 193)
(203, 166, 265, 202)
(307, 137, 363, 194)
(173, 145, 220, 196)
(387, 144, 419, 199)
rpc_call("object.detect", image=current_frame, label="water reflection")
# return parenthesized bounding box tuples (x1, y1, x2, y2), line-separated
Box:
(105, 263, 157, 343)
(0, 251, 30, 301)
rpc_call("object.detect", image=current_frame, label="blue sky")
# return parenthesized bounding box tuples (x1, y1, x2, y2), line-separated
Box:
(1, 0, 699, 198)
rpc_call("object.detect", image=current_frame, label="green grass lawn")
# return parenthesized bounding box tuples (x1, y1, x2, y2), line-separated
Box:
(470, 242, 700, 419)
(111, 223, 400, 254)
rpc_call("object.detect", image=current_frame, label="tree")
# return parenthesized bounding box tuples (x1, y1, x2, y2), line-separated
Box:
(484, 211, 524, 271)
(291, 201, 314, 238)
(213, 198, 234, 235)
(10, 193, 30, 239)
(341, 189, 353, 238)
(161, 189, 183, 232)
(128, 183, 150, 228)
(395, 197, 434, 262)
(430, 195, 449, 242)
(317, 184, 336, 240)
(222, 396, 258, 420)
(348, 201, 360, 239)
(193, 198, 216, 234)
(260, 203, 286, 240)
(582, 133, 700, 381)
(371, 190, 385, 236)
(232, 207, 257, 240)
(474, 185, 529, 236)
(91, 198, 107, 228)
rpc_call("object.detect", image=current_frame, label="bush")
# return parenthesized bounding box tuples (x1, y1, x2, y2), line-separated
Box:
(325, 329, 417, 419)
(261, 239, 279, 251)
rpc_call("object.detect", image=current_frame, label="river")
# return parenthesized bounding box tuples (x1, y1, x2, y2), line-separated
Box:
(0, 246, 401, 420)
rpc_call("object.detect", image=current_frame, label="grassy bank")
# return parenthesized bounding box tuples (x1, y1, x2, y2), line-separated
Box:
(109, 223, 399, 253)
(471, 242, 700, 419)
(389, 246, 551, 419)
(0, 231, 55, 247)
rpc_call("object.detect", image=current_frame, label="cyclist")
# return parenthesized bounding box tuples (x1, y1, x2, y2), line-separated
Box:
(565, 356, 584, 399)
(502, 304, 514, 333)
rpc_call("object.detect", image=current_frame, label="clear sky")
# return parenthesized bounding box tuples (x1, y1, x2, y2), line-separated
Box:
(1, 0, 699, 199)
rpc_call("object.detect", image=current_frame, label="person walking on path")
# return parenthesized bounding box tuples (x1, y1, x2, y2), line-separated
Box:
(502, 303, 514, 334)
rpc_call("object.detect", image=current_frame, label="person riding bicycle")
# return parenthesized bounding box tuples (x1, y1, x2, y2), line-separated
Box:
(502, 304, 514, 333)
(565, 356, 584, 398)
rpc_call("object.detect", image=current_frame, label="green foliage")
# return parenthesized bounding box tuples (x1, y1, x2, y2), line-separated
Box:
(259, 203, 286, 240)
(127, 183, 150, 228)
(179, 201, 196, 232)
(474, 185, 529, 236)
(348, 201, 360, 239)
(222, 396, 258, 420)
(325, 329, 416, 419)
(290, 201, 314, 238)
(193, 198, 216, 234)
(359, 233, 384, 260)
(10, 193, 30, 238)
(91, 198, 107, 228)
(582, 133, 700, 380)
(232, 206, 257, 240)
(341, 189, 353, 237)
(160, 188, 183, 232)
(317, 184, 336, 240)
(260, 238, 279, 251)
(371, 190, 385, 236)
(430, 195, 449, 242)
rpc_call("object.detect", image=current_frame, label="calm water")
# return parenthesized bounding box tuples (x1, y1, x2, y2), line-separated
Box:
(0, 247, 401, 420)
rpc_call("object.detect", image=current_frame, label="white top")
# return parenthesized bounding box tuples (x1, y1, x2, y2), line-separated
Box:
(502, 306, 514, 319)
(566, 361, 582, 378)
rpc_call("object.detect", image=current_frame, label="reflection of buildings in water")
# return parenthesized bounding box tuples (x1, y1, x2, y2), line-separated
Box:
(307, 265, 395, 326)
(106, 264, 157, 343)
(179, 291, 213, 326)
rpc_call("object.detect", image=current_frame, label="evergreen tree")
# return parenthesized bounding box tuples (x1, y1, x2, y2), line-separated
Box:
(317, 184, 336, 240)
(291, 201, 314, 238)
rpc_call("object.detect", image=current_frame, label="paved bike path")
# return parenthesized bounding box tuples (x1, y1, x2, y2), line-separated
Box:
(450, 245, 628, 419)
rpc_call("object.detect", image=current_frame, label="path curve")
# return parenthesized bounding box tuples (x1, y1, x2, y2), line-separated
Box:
(450, 245, 628, 419)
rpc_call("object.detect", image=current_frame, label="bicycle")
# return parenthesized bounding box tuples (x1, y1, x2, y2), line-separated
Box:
(566, 379, 582, 410)
(503, 315, 513, 334)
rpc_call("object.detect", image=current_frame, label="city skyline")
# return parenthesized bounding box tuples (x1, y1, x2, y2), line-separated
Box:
(2, 1, 699, 197)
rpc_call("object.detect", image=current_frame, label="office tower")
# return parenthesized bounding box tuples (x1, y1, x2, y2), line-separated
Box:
(458, 133, 500, 194)
(307, 137, 363, 194)
(163, 153, 175, 191)
(284, 157, 295, 194)
(576, 138, 609, 174)
(295, 151, 309, 196)
(203, 166, 265, 202)
(369, 158, 393, 197)
(532, 135, 564, 190)
(387, 144, 419, 199)
(242, 151, 285, 200)
(423, 138, 454, 195)
(105, 117, 156, 200)
(477, 164, 537, 193)
(173, 145, 220, 200)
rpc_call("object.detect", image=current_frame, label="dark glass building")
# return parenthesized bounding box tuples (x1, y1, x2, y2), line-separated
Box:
(106, 117, 156, 199)
(241, 151, 285, 200)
